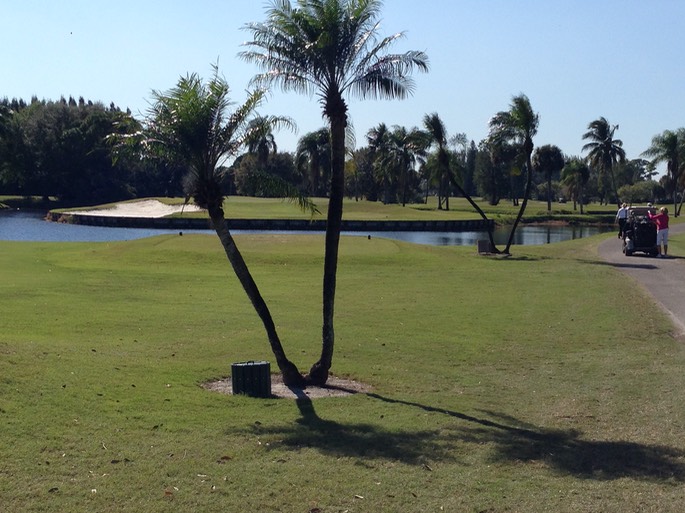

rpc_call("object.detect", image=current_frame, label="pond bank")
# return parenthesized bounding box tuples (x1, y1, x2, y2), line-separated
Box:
(47, 211, 496, 232)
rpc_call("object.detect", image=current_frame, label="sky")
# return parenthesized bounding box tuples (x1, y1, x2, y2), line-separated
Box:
(3, 0, 685, 176)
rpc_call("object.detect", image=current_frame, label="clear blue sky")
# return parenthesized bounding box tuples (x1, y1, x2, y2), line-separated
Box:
(4, 0, 684, 175)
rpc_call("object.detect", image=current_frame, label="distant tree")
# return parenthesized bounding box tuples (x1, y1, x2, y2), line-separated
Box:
(474, 139, 504, 205)
(1, 98, 133, 203)
(463, 140, 478, 196)
(422, 113, 496, 249)
(347, 147, 377, 200)
(641, 128, 685, 216)
(296, 128, 331, 196)
(618, 158, 655, 185)
(233, 151, 300, 196)
(384, 125, 427, 206)
(366, 123, 394, 203)
(618, 180, 661, 205)
(561, 158, 590, 213)
(532, 144, 564, 212)
(242, 0, 429, 385)
(582, 117, 625, 206)
(422, 113, 453, 209)
(488, 94, 539, 254)
(245, 115, 296, 170)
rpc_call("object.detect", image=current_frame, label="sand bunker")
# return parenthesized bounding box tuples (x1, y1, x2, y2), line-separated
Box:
(64, 199, 204, 218)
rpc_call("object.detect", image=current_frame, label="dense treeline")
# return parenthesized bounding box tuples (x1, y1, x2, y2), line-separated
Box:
(0, 95, 679, 211)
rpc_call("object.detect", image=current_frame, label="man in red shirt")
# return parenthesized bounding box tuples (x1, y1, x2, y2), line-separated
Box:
(648, 207, 670, 258)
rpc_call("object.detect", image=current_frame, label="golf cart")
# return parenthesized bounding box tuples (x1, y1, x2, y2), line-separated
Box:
(622, 206, 658, 257)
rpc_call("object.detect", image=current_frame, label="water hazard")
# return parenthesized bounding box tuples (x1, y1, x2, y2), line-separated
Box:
(0, 210, 612, 246)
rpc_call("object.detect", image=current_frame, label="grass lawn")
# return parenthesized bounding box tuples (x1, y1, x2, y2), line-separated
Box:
(1, 230, 684, 512)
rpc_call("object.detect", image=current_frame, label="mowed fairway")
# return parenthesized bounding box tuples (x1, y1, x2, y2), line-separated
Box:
(1, 232, 684, 512)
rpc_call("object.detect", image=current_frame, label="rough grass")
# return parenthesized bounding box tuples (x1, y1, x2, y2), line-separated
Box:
(1, 231, 684, 512)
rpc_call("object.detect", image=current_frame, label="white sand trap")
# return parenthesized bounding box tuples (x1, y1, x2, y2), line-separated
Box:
(64, 199, 204, 218)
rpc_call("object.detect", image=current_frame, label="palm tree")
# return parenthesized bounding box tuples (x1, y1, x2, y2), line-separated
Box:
(366, 122, 394, 203)
(245, 115, 296, 170)
(134, 68, 311, 387)
(582, 117, 625, 206)
(422, 113, 497, 250)
(422, 113, 452, 210)
(561, 158, 590, 214)
(296, 128, 331, 196)
(488, 94, 539, 255)
(532, 144, 565, 212)
(242, 0, 429, 385)
(641, 128, 685, 216)
(384, 125, 427, 206)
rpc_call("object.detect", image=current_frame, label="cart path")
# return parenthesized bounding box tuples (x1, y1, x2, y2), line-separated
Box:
(597, 223, 685, 337)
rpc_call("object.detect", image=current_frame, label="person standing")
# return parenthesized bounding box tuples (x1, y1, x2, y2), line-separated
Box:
(648, 207, 670, 258)
(615, 202, 629, 238)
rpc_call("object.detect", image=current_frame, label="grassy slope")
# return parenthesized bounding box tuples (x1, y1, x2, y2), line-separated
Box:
(1, 231, 684, 512)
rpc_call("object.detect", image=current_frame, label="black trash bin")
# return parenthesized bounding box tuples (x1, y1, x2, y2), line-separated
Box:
(231, 361, 271, 398)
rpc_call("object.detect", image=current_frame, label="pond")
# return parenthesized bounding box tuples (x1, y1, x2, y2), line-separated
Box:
(0, 210, 612, 246)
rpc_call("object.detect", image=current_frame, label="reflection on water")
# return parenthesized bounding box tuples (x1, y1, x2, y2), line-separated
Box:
(0, 210, 611, 246)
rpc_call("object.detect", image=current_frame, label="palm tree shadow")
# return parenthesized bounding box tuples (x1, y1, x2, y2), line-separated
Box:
(251, 393, 458, 465)
(240, 392, 685, 482)
(367, 394, 685, 482)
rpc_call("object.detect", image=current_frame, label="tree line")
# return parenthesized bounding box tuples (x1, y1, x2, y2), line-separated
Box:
(1, 95, 681, 215)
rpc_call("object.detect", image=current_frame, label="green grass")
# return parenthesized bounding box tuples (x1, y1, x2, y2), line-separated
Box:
(1, 231, 684, 512)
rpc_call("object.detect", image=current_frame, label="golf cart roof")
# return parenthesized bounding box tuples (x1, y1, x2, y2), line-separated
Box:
(629, 206, 656, 216)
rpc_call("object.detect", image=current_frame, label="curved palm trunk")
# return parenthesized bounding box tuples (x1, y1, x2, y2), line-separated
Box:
(448, 174, 498, 253)
(308, 111, 346, 386)
(209, 208, 305, 388)
(504, 153, 534, 254)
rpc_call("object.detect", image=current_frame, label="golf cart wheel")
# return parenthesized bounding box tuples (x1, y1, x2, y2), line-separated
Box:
(625, 249, 633, 256)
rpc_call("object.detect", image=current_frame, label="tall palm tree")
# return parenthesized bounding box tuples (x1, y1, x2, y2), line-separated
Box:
(582, 117, 625, 206)
(641, 128, 685, 216)
(137, 68, 310, 387)
(532, 144, 565, 212)
(296, 128, 331, 196)
(561, 158, 590, 214)
(488, 94, 539, 255)
(422, 113, 497, 250)
(242, 0, 429, 385)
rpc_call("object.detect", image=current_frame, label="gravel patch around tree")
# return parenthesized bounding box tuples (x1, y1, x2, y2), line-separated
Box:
(203, 374, 372, 399)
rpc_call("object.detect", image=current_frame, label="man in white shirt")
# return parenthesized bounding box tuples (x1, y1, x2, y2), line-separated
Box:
(616, 202, 629, 238)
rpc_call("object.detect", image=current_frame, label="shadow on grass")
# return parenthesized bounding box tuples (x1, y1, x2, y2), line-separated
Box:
(588, 260, 659, 270)
(249, 393, 459, 465)
(368, 394, 685, 482)
(245, 392, 685, 482)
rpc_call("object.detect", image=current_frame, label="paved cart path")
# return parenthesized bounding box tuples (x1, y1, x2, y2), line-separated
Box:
(597, 223, 685, 337)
